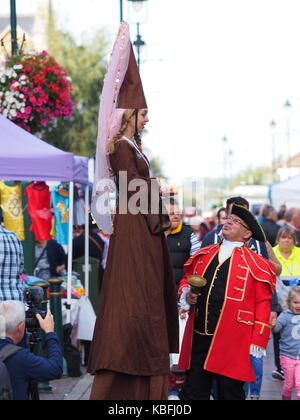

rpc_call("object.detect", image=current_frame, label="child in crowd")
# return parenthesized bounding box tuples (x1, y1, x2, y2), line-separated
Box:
(273, 286, 300, 400)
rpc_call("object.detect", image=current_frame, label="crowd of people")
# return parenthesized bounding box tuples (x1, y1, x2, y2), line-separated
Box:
(1, 196, 300, 400)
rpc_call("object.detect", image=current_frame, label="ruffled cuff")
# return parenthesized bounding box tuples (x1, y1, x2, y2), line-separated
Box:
(179, 286, 191, 311)
(250, 344, 266, 358)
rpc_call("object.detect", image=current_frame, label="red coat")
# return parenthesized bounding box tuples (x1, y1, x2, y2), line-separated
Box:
(178, 243, 276, 382)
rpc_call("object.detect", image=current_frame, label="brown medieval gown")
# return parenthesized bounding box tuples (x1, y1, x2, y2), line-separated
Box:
(87, 139, 179, 400)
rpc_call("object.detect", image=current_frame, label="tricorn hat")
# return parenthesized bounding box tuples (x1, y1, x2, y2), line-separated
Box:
(231, 204, 266, 242)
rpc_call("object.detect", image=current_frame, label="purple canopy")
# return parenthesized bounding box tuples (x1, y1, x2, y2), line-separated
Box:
(0, 114, 74, 181)
(74, 156, 89, 185)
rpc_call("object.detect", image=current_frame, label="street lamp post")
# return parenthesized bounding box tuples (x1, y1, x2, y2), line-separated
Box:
(283, 99, 292, 178)
(128, 0, 148, 14)
(120, 0, 123, 22)
(269, 120, 276, 183)
(133, 23, 145, 71)
(222, 136, 228, 189)
(128, 0, 148, 72)
(228, 149, 234, 182)
(10, 0, 18, 55)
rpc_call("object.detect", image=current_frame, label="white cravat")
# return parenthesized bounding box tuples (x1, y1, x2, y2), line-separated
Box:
(219, 239, 244, 263)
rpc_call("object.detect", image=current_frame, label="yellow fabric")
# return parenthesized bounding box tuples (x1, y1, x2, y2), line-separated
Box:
(273, 244, 300, 276)
(0, 181, 25, 241)
(170, 219, 183, 235)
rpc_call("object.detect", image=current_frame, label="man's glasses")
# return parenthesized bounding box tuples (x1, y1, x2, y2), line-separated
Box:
(225, 215, 250, 230)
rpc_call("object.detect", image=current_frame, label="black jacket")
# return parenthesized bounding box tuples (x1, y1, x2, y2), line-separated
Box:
(46, 240, 67, 277)
(72, 232, 104, 261)
(261, 219, 280, 247)
(167, 224, 193, 286)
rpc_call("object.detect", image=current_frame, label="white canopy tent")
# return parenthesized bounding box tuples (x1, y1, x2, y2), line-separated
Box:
(269, 174, 300, 210)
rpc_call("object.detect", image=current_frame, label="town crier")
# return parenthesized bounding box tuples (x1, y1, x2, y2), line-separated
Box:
(178, 204, 276, 400)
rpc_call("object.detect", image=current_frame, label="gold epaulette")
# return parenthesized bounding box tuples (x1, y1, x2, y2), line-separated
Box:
(242, 247, 276, 289)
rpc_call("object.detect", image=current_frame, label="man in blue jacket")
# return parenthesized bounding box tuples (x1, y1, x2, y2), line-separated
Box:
(0, 300, 63, 400)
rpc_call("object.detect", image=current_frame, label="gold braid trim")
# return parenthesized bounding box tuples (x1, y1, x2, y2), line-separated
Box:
(245, 246, 276, 276)
(242, 248, 275, 289)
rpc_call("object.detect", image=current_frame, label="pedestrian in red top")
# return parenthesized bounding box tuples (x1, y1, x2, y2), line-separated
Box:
(178, 204, 276, 400)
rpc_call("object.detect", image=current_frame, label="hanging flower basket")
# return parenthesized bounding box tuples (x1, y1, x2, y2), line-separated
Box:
(0, 50, 74, 133)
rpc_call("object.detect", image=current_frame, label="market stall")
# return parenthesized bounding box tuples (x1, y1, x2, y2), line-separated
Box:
(269, 174, 300, 209)
(0, 114, 92, 324)
(0, 114, 74, 181)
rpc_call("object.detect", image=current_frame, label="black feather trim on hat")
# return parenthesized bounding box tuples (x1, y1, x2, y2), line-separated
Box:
(231, 204, 266, 242)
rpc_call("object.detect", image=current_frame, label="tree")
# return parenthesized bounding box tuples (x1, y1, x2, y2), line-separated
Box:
(149, 157, 166, 178)
(41, 23, 108, 155)
(231, 166, 274, 186)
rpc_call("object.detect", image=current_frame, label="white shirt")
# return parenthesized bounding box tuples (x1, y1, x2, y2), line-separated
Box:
(219, 239, 244, 264)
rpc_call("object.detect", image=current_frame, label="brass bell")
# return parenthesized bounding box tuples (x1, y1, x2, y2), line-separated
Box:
(187, 275, 207, 294)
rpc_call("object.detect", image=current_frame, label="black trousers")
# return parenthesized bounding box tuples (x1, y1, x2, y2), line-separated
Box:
(180, 334, 245, 400)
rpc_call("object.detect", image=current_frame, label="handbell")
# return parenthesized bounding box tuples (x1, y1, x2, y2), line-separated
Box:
(187, 275, 207, 295)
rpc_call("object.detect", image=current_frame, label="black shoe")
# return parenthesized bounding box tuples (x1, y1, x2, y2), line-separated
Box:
(272, 369, 284, 381)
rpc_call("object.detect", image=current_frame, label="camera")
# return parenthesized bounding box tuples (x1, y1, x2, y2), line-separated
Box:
(24, 286, 47, 330)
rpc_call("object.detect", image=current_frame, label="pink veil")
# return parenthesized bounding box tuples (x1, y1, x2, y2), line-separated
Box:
(91, 22, 131, 234)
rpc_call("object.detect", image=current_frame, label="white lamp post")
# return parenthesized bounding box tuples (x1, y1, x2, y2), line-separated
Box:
(128, 0, 148, 71)
(283, 99, 292, 178)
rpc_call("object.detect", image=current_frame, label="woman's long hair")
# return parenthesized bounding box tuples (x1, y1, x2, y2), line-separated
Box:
(107, 109, 141, 154)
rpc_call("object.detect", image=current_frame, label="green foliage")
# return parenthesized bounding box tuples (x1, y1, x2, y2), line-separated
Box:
(149, 157, 165, 178)
(41, 30, 108, 155)
(230, 166, 278, 186)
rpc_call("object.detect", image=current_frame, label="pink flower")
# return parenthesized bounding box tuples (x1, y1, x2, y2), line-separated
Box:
(3, 51, 74, 131)
(29, 96, 37, 105)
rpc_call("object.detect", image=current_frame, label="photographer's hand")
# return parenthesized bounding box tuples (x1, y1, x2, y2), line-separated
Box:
(36, 310, 55, 334)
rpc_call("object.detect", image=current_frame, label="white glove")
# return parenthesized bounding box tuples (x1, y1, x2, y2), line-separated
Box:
(179, 286, 191, 311)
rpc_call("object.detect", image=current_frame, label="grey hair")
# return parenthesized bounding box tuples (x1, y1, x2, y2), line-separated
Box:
(0, 300, 25, 336)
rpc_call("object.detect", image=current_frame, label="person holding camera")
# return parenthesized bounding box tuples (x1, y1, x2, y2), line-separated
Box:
(0, 300, 63, 400)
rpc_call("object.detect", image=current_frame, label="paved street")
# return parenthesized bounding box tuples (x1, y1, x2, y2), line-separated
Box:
(39, 336, 296, 401)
